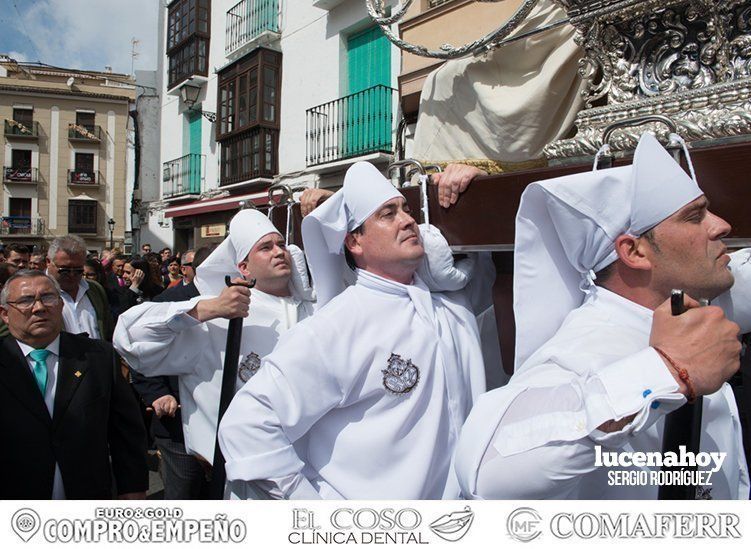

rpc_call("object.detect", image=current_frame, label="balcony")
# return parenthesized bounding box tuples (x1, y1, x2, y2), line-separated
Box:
(68, 124, 102, 143)
(0, 216, 45, 237)
(4, 119, 40, 140)
(68, 169, 101, 186)
(163, 153, 204, 199)
(306, 85, 397, 167)
(225, 0, 280, 58)
(3, 166, 39, 184)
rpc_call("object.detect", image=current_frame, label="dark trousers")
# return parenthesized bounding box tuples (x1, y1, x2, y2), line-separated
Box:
(155, 438, 210, 499)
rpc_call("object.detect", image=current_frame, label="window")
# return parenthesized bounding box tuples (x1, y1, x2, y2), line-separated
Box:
(167, 0, 211, 89)
(7, 198, 32, 234)
(216, 48, 280, 141)
(71, 153, 96, 184)
(13, 108, 33, 126)
(68, 200, 97, 234)
(216, 48, 281, 186)
(76, 111, 95, 128)
(219, 128, 278, 185)
(11, 149, 31, 169)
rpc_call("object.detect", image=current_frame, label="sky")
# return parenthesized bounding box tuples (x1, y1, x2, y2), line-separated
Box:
(0, 0, 159, 75)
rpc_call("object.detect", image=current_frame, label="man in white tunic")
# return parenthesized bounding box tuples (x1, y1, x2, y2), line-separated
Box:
(113, 210, 314, 466)
(218, 162, 487, 499)
(455, 133, 751, 499)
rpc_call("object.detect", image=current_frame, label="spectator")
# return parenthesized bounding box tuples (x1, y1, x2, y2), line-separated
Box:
(160, 247, 172, 263)
(118, 258, 162, 314)
(5, 243, 30, 269)
(144, 253, 165, 289)
(84, 258, 107, 287)
(0, 270, 148, 499)
(0, 262, 19, 337)
(29, 251, 47, 271)
(47, 236, 114, 341)
(141, 243, 152, 255)
(162, 256, 182, 289)
(106, 254, 128, 289)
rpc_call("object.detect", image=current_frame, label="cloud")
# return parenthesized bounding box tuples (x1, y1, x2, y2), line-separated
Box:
(14, 0, 159, 74)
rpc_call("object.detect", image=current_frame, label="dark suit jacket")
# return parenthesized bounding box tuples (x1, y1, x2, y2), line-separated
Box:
(0, 332, 148, 499)
(153, 281, 199, 303)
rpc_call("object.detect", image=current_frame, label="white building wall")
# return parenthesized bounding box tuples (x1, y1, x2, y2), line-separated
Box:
(156, 0, 400, 212)
(134, 68, 173, 250)
(277, 0, 400, 189)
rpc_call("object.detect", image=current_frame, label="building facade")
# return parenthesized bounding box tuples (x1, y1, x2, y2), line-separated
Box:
(0, 56, 134, 251)
(151, 0, 401, 250)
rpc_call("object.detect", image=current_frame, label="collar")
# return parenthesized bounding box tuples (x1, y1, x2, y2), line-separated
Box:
(252, 287, 301, 307)
(17, 334, 61, 358)
(585, 286, 654, 335)
(355, 268, 435, 324)
(355, 268, 415, 296)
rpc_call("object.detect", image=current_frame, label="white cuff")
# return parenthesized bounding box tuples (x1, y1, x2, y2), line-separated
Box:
(165, 296, 210, 332)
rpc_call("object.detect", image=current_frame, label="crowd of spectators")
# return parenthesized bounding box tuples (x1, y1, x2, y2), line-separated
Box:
(0, 238, 213, 499)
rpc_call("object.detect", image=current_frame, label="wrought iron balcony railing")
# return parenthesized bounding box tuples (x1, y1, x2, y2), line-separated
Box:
(306, 85, 397, 166)
(4, 119, 40, 139)
(3, 166, 39, 184)
(68, 169, 101, 185)
(0, 216, 45, 236)
(163, 153, 204, 198)
(68, 124, 102, 142)
(225, 0, 280, 55)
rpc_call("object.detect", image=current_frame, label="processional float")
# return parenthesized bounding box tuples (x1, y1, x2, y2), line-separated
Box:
(256, 1, 751, 499)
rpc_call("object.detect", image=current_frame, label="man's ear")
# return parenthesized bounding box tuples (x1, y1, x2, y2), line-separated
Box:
(614, 234, 653, 271)
(344, 232, 362, 258)
(0, 306, 8, 325)
(237, 260, 252, 278)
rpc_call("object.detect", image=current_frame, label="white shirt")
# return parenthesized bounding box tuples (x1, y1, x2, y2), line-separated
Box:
(455, 284, 750, 500)
(218, 269, 487, 500)
(113, 289, 314, 464)
(17, 336, 66, 500)
(59, 279, 101, 339)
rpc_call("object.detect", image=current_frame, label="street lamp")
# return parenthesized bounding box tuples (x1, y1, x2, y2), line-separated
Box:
(107, 218, 116, 249)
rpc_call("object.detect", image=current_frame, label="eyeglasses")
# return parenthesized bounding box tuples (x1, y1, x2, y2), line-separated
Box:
(52, 263, 84, 276)
(5, 293, 61, 312)
(181, 262, 193, 267)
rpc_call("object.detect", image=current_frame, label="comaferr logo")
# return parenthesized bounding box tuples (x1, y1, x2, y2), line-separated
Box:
(550, 513, 741, 539)
(506, 507, 542, 542)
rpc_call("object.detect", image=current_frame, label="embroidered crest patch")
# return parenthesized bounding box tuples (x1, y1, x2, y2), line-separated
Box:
(382, 353, 420, 395)
(238, 352, 261, 382)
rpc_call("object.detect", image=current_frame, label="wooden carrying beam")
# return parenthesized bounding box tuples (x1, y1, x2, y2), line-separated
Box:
(412, 141, 751, 371)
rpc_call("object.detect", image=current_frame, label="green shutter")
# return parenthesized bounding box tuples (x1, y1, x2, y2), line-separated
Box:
(187, 111, 201, 193)
(346, 26, 392, 157)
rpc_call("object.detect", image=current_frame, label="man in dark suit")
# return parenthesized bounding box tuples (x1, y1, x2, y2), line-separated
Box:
(0, 270, 148, 499)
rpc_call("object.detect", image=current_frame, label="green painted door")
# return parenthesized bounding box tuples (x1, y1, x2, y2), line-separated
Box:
(346, 26, 391, 157)
(184, 111, 202, 194)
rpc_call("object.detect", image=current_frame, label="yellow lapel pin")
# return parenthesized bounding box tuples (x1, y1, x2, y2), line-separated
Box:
(74, 371, 82, 378)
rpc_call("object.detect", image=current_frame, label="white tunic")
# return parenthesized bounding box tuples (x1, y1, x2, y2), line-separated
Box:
(218, 269, 487, 499)
(455, 280, 751, 500)
(113, 289, 313, 463)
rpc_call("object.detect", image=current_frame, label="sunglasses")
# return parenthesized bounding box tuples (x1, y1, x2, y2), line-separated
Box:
(53, 263, 84, 276)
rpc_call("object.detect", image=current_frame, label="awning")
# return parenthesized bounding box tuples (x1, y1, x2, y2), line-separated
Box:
(165, 192, 269, 218)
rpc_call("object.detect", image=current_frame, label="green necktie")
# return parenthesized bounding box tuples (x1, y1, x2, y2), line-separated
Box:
(28, 348, 50, 396)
